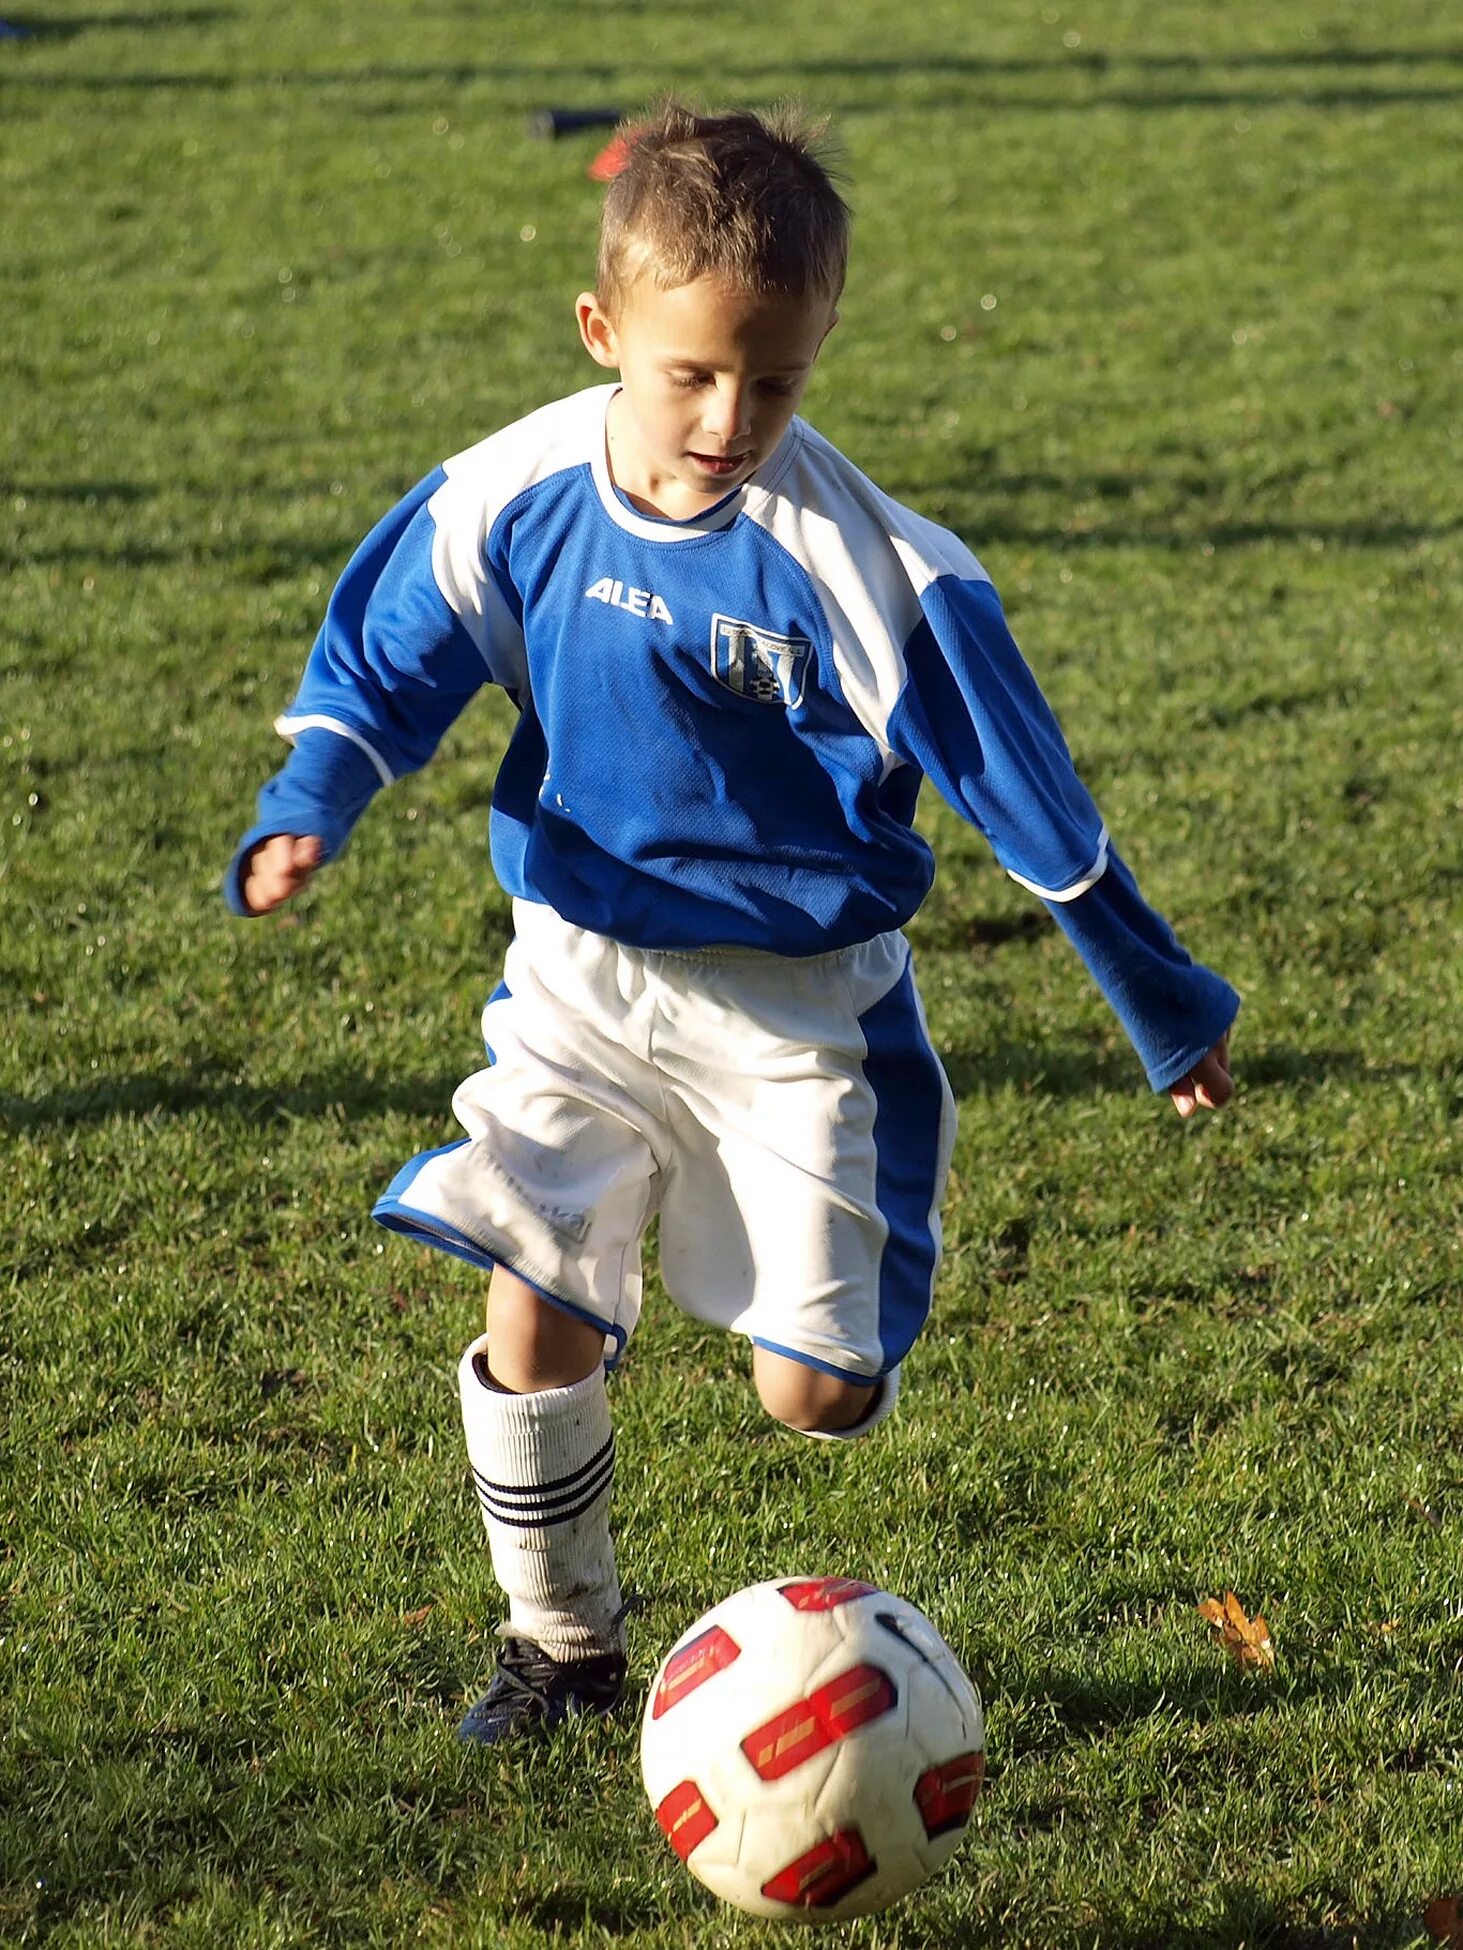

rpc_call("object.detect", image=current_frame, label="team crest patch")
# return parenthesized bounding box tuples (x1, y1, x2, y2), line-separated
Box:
(709, 613, 811, 708)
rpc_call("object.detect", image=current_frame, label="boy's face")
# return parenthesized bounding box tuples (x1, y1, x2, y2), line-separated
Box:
(577, 274, 837, 521)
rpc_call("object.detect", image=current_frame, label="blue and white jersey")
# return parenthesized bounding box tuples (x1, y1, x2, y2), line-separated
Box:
(229, 385, 1238, 1089)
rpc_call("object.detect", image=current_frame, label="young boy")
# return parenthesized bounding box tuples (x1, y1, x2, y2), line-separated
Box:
(226, 103, 1237, 1743)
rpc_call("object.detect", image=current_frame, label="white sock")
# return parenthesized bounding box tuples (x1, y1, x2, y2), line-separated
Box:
(457, 1333, 624, 1662)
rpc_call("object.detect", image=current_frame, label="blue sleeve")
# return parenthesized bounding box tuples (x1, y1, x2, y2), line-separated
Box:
(223, 468, 497, 917)
(887, 576, 1108, 900)
(282, 466, 495, 777)
(887, 575, 1237, 1088)
(1044, 845, 1240, 1091)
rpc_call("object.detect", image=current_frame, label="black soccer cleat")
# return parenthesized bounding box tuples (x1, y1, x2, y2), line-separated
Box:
(456, 1634, 627, 1745)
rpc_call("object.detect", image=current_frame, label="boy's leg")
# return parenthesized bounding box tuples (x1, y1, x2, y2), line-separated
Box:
(456, 1266, 626, 1743)
(656, 929, 951, 1434)
(751, 1345, 899, 1438)
(482, 1267, 608, 1393)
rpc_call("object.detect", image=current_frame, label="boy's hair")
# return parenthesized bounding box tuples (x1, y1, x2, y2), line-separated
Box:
(597, 100, 851, 317)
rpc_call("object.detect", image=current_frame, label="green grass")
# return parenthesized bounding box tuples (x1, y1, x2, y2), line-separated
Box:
(3, 0, 1461, 1944)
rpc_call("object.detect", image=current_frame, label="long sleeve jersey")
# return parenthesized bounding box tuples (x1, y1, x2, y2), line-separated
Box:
(227, 384, 1237, 1090)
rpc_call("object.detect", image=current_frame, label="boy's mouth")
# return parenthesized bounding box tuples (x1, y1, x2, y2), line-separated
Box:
(689, 450, 751, 477)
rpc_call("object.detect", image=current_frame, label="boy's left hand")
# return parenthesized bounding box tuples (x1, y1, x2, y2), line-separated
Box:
(1169, 1036, 1233, 1119)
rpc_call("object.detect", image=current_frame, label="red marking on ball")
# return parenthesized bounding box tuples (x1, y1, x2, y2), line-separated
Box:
(777, 1577, 879, 1612)
(651, 1624, 741, 1719)
(914, 1750, 985, 1837)
(741, 1663, 898, 1780)
(761, 1828, 877, 1907)
(654, 1779, 718, 1863)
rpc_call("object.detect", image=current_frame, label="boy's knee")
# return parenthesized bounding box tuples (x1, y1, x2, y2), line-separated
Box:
(484, 1268, 606, 1392)
(752, 1347, 894, 1439)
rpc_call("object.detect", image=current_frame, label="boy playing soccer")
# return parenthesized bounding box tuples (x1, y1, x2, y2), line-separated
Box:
(226, 103, 1237, 1742)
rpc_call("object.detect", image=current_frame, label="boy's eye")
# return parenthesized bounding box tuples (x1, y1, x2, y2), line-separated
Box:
(667, 373, 797, 393)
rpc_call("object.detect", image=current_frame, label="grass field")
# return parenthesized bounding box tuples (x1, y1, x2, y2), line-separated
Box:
(3, 0, 1461, 1943)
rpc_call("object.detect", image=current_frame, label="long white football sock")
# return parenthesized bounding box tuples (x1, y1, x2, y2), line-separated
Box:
(457, 1334, 623, 1662)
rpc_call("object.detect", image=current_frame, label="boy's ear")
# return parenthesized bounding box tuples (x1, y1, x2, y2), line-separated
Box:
(577, 291, 620, 370)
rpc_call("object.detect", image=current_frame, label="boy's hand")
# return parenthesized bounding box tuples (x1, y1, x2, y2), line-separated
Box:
(1169, 1036, 1233, 1119)
(240, 833, 323, 915)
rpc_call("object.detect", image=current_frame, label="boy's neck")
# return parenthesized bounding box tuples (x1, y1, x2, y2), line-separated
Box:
(604, 391, 733, 523)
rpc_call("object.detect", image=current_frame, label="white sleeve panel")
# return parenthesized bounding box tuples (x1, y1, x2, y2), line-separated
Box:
(1005, 826, 1110, 901)
(273, 712, 396, 787)
(428, 386, 619, 698)
(746, 426, 993, 773)
(426, 479, 526, 692)
(754, 425, 1109, 904)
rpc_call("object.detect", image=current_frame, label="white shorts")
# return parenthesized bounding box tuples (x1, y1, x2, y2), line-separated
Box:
(374, 900, 956, 1380)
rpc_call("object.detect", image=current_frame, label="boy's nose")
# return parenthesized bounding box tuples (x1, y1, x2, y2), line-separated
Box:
(703, 382, 751, 443)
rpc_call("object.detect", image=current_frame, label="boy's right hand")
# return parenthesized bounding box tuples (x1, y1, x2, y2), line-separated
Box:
(240, 833, 324, 915)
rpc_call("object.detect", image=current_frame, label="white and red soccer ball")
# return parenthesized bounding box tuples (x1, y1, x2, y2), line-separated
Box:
(640, 1577, 984, 1922)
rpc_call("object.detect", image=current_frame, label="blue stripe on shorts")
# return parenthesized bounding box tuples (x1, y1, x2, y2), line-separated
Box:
(859, 958, 949, 1369)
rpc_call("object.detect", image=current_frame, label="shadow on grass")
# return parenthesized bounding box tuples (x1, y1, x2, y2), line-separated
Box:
(506, 1888, 667, 1937)
(897, 1894, 1425, 1950)
(0, 1070, 465, 1132)
(1010, 1656, 1361, 1752)
(912, 909, 1051, 955)
(921, 458, 1459, 557)
(1, 478, 155, 502)
(889, 443, 1456, 556)
(942, 1041, 1433, 1102)
(0, 530, 364, 576)
(0, 8, 231, 38)
(0, 1044, 1429, 1133)
(15, 40, 1463, 98)
(956, 515, 1460, 556)
(26, 75, 1463, 112)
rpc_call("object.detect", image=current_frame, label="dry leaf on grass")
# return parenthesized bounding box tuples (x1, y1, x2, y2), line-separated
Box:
(1197, 1591, 1275, 1673)
(1424, 1897, 1463, 1947)
(400, 1605, 434, 1629)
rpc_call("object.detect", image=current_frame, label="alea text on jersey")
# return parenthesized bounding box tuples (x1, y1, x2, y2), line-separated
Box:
(584, 577, 674, 625)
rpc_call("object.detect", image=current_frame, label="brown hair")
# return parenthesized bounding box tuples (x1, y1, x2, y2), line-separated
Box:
(596, 100, 851, 317)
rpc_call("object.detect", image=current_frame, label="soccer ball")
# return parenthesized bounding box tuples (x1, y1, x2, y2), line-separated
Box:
(640, 1577, 984, 1922)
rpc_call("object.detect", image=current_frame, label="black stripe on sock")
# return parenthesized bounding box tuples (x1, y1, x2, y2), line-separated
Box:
(475, 1456, 616, 1530)
(471, 1431, 614, 1503)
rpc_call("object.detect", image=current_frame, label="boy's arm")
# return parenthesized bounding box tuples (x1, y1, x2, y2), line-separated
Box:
(1039, 843, 1238, 1103)
(886, 574, 1239, 1101)
(224, 467, 514, 916)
